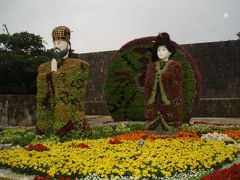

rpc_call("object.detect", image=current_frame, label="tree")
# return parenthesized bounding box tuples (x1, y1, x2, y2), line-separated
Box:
(0, 32, 54, 94)
(237, 32, 240, 39)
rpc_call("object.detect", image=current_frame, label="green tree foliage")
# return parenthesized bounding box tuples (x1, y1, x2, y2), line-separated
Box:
(237, 32, 240, 39)
(0, 32, 54, 94)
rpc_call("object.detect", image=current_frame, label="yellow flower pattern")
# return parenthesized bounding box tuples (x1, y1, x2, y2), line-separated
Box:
(0, 138, 239, 179)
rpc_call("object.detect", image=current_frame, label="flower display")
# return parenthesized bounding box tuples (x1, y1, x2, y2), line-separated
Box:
(112, 131, 148, 141)
(147, 131, 201, 141)
(109, 138, 121, 144)
(200, 163, 240, 180)
(71, 143, 89, 149)
(214, 129, 240, 139)
(201, 132, 237, 144)
(34, 175, 51, 180)
(28, 143, 49, 151)
(111, 130, 201, 141)
(0, 138, 239, 179)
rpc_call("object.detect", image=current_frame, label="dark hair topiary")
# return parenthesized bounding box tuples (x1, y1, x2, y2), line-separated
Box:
(150, 32, 176, 62)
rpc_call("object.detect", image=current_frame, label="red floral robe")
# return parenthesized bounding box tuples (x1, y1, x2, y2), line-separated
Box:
(144, 60, 183, 129)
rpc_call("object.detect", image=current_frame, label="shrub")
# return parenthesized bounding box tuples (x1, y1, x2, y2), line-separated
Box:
(180, 123, 210, 133)
(0, 128, 35, 146)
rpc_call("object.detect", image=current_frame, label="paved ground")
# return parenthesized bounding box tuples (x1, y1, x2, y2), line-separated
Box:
(87, 115, 240, 126)
(190, 117, 240, 124)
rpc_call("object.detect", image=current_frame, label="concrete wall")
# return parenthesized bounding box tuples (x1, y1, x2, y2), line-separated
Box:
(184, 40, 240, 117)
(0, 40, 239, 126)
(79, 51, 115, 115)
(0, 95, 36, 127)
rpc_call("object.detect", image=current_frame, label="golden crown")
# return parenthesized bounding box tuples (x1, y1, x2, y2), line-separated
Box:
(52, 26, 71, 42)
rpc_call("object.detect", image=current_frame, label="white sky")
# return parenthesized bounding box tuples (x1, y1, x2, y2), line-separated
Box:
(1, 0, 239, 53)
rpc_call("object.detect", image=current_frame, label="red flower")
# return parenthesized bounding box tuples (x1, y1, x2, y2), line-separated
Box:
(45, 176, 51, 180)
(34, 176, 46, 180)
(213, 175, 223, 180)
(71, 143, 89, 149)
(109, 138, 121, 144)
(28, 143, 34, 150)
(37, 144, 44, 151)
(212, 170, 221, 178)
(28, 143, 49, 151)
(201, 163, 240, 180)
(79, 143, 89, 148)
(232, 174, 240, 180)
(222, 168, 232, 177)
(202, 174, 212, 180)
(34, 176, 40, 180)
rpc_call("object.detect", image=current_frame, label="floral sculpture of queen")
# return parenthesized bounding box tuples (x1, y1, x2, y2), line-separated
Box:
(104, 32, 201, 124)
(144, 33, 184, 130)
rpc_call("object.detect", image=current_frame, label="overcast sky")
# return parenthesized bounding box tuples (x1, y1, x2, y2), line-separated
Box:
(1, 0, 239, 53)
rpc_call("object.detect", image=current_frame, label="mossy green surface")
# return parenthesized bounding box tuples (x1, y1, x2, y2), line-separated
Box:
(36, 73, 55, 134)
(36, 58, 89, 135)
(104, 39, 199, 122)
(173, 50, 196, 122)
(104, 46, 151, 121)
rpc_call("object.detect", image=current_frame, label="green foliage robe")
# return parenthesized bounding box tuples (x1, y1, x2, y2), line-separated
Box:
(36, 58, 89, 136)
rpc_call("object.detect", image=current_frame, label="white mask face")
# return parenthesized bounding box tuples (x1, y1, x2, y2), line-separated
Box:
(53, 40, 68, 50)
(157, 45, 172, 61)
(53, 40, 70, 59)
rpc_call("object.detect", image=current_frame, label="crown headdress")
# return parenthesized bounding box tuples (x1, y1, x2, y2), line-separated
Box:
(52, 26, 71, 42)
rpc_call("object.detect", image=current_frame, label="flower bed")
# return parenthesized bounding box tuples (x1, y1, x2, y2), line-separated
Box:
(201, 163, 240, 180)
(1, 125, 240, 179)
(0, 135, 239, 179)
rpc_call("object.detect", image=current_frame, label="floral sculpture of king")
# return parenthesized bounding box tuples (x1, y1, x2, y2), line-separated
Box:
(36, 26, 89, 136)
(144, 32, 184, 130)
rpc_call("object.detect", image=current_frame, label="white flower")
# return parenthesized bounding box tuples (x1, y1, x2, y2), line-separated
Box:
(201, 132, 236, 144)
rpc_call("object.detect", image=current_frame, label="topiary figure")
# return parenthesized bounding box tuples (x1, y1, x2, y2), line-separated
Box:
(104, 34, 201, 124)
(36, 26, 89, 137)
(144, 32, 183, 130)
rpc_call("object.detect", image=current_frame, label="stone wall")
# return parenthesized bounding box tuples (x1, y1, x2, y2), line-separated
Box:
(0, 40, 239, 126)
(0, 95, 36, 127)
(183, 40, 240, 117)
(78, 51, 115, 115)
